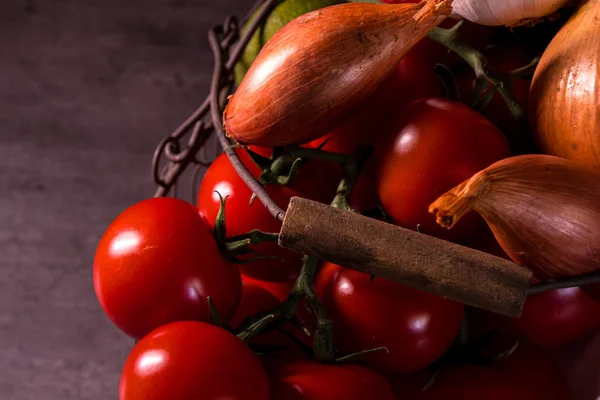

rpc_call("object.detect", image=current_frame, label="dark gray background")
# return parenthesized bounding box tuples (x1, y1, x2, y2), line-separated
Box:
(1, 0, 249, 398)
(1, 0, 599, 399)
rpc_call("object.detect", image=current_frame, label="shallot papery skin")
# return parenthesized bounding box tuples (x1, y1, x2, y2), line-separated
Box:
(429, 155, 600, 279)
(530, 0, 600, 170)
(224, 0, 453, 147)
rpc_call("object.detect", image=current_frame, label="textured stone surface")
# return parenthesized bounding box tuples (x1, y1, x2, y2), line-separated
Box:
(0, 0, 248, 398)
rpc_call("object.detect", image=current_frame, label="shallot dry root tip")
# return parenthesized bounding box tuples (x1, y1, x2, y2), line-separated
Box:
(429, 177, 486, 229)
(428, 206, 455, 230)
(430, 155, 600, 280)
(413, 0, 454, 23)
(428, 194, 467, 230)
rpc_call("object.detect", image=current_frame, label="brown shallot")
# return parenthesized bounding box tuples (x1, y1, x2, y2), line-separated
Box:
(529, 0, 600, 170)
(429, 155, 600, 280)
(224, 0, 453, 147)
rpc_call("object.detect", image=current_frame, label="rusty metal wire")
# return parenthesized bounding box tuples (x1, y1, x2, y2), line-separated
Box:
(152, 0, 285, 224)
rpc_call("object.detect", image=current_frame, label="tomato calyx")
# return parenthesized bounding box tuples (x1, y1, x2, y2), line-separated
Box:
(212, 190, 281, 263)
(433, 63, 460, 102)
(207, 296, 222, 327)
(236, 255, 337, 360)
(428, 20, 525, 123)
(330, 144, 374, 211)
(245, 141, 347, 189)
(235, 146, 374, 362)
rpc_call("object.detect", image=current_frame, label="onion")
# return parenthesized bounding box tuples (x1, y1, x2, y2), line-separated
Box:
(429, 155, 600, 279)
(530, 0, 600, 170)
(451, 0, 572, 26)
(224, 0, 453, 147)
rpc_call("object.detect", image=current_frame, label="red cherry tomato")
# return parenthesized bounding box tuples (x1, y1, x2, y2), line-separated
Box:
(464, 229, 600, 348)
(230, 280, 281, 329)
(306, 51, 441, 212)
(230, 280, 304, 351)
(401, 343, 573, 400)
(456, 44, 532, 133)
(197, 149, 339, 282)
(387, 370, 433, 399)
(375, 98, 511, 240)
(314, 263, 464, 374)
(309, 51, 441, 156)
(582, 282, 600, 304)
(263, 358, 396, 400)
(119, 321, 270, 400)
(242, 274, 293, 303)
(510, 287, 600, 348)
(93, 198, 241, 339)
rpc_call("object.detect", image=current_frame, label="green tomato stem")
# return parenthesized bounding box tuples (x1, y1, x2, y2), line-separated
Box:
(427, 25, 524, 122)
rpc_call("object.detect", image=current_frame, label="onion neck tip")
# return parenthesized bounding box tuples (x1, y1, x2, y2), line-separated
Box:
(413, 0, 454, 22)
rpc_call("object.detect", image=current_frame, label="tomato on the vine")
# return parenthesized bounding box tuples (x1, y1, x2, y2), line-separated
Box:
(230, 280, 281, 330)
(119, 321, 270, 400)
(197, 149, 339, 282)
(510, 287, 600, 348)
(263, 358, 396, 400)
(583, 282, 600, 305)
(242, 274, 293, 303)
(380, 1, 495, 66)
(93, 197, 241, 339)
(374, 98, 511, 240)
(396, 342, 573, 399)
(309, 50, 441, 156)
(456, 44, 533, 133)
(306, 51, 441, 212)
(233, 278, 314, 357)
(314, 262, 464, 374)
(464, 228, 600, 348)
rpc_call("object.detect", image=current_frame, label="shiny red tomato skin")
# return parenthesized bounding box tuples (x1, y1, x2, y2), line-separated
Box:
(242, 274, 293, 303)
(406, 343, 573, 400)
(230, 280, 281, 329)
(375, 98, 511, 240)
(235, 278, 314, 357)
(263, 358, 396, 400)
(93, 197, 241, 339)
(119, 321, 270, 400)
(197, 150, 339, 282)
(307, 51, 441, 212)
(309, 51, 441, 156)
(315, 263, 464, 374)
(510, 287, 600, 348)
(464, 229, 600, 348)
(583, 283, 600, 304)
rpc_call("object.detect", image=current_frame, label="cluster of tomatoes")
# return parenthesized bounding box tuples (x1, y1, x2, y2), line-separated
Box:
(92, 11, 598, 400)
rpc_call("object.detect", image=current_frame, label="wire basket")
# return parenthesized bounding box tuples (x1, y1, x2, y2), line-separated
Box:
(150, 0, 600, 331)
(152, 0, 280, 206)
